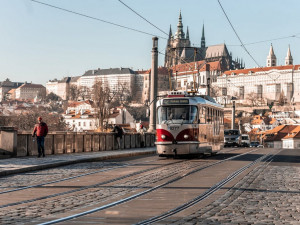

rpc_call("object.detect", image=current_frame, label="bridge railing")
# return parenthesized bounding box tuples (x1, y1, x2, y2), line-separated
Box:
(0, 127, 156, 157)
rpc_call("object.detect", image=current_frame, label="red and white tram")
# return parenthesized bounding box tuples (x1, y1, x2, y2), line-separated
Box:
(155, 91, 224, 157)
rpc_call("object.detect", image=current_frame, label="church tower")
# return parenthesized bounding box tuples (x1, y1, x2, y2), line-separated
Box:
(266, 44, 277, 67)
(285, 45, 293, 65)
(201, 24, 205, 48)
(174, 11, 185, 39)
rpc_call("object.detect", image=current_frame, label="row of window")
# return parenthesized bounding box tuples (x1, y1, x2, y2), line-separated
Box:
(199, 106, 223, 135)
(70, 121, 93, 127)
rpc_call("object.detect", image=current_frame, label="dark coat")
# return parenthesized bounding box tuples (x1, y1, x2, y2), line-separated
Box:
(113, 126, 123, 138)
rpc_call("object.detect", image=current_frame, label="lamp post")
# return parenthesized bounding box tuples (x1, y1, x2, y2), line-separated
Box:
(231, 96, 237, 129)
(148, 37, 158, 132)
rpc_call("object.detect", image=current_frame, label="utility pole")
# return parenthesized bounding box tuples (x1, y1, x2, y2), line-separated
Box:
(148, 37, 158, 132)
(207, 77, 211, 96)
(231, 99, 236, 129)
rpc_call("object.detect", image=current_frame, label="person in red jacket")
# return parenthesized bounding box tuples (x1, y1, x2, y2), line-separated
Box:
(32, 117, 48, 157)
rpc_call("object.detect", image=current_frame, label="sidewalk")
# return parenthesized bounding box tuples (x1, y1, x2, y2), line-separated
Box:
(0, 147, 156, 177)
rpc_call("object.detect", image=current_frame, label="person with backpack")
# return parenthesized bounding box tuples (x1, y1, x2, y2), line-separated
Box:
(32, 117, 48, 157)
(112, 124, 124, 149)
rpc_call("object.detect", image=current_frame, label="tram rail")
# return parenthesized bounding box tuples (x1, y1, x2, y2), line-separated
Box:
(36, 148, 262, 225)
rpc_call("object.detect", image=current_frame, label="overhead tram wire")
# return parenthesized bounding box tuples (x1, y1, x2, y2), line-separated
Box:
(217, 0, 278, 82)
(228, 33, 300, 46)
(117, 0, 168, 36)
(30, 0, 167, 40)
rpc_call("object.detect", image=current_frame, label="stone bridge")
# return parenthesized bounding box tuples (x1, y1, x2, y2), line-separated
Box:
(0, 127, 155, 157)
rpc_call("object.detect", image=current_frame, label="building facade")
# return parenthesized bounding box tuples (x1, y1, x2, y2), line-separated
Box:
(63, 100, 97, 132)
(0, 79, 23, 102)
(170, 60, 222, 95)
(78, 68, 136, 95)
(15, 83, 46, 101)
(142, 67, 171, 103)
(46, 76, 80, 100)
(213, 45, 300, 105)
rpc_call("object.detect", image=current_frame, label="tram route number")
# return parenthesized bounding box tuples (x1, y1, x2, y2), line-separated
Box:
(169, 126, 179, 131)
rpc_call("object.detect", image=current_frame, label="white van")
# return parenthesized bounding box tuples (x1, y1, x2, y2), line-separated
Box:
(241, 134, 250, 147)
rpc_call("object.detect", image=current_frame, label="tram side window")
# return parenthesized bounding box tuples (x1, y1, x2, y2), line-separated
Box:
(190, 106, 198, 123)
(207, 107, 213, 123)
(200, 106, 206, 124)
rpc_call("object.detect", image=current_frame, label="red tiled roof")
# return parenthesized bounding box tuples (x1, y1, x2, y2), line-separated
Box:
(19, 83, 45, 89)
(269, 118, 277, 125)
(136, 67, 169, 75)
(171, 61, 221, 75)
(224, 64, 300, 76)
(264, 125, 298, 142)
(282, 126, 300, 139)
(68, 100, 93, 107)
(248, 128, 261, 134)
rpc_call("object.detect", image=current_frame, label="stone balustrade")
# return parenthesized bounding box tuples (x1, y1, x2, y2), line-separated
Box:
(0, 127, 156, 157)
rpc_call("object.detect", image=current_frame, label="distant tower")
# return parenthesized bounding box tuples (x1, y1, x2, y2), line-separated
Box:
(266, 44, 277, 67)
(201, 24, 205, 48)
(174, 11, 185, 39)
(285, 45, 293, 65)
(186, 26, 190, 40)
(164, 25, 173, 67)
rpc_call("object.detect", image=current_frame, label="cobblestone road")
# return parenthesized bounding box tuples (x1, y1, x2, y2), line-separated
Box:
(172, 150, 300, 225)
(0, 158, 199, 224)
(0, 161, 119, 190)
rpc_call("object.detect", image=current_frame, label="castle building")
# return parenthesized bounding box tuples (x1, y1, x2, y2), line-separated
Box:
(164, 12, 244, 72)
(0, 79, 23, 102)
(15, 82, 46, 101)
(213, 45, 300, 105)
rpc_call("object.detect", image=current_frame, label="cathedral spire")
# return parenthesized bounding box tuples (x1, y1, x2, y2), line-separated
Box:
(285, 45, 293, 65)
(175, 10, 185, 39)
(266, 43, 277, 67)
(201, 24, 205, 48)
(186, 26, 189, 40)
(168, 25, 172, 39)
(167, 25, 172, 45)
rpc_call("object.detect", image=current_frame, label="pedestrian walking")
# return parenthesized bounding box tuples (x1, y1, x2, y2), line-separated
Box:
(32, 117, 48, 157)
(112, 124, 124, 149)
(138, 123, 146, 147)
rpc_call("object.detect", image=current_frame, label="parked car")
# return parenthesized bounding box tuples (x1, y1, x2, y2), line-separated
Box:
(224, 129, 241, 147)
(241, 134, 250, 147)
(250, 141, 260, 147)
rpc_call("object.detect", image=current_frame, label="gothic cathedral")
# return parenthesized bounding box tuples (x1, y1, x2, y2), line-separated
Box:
(164, 12, 244, 72)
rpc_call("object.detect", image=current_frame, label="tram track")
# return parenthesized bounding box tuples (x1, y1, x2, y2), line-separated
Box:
(137, 150, 280, 225)
(0, 158, 162, 195)
(35, 148, 262, 225)
(0, 158, 186, 209)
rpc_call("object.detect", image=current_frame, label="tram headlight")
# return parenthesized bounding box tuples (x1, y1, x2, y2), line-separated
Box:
(184, 134, 189, 139)
(161, 134, 166, 140)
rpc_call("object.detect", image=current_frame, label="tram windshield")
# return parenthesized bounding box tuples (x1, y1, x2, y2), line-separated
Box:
(157, 105, 198, 124)
(224, 130, 240, 136)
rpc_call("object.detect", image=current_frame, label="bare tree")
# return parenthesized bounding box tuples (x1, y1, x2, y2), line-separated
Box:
(78, 86, 91, 100)
(278, 90, 285, 106)
(114, 81, 132, 106)
(210, 85, 221, 97)
(7, 108, 66, 131)
(68, 85, 80, 101)
(92, 80, 112, 131)
(246, 92, 265, 106)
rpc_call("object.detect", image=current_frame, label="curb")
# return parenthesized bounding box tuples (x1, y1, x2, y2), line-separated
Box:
(0, 149, 156, 177)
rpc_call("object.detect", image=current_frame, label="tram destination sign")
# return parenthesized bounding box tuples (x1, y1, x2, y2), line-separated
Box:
(163, 99, 189, 105)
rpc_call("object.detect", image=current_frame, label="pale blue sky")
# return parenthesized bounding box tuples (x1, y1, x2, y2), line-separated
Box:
(1, 0, 300, 85)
